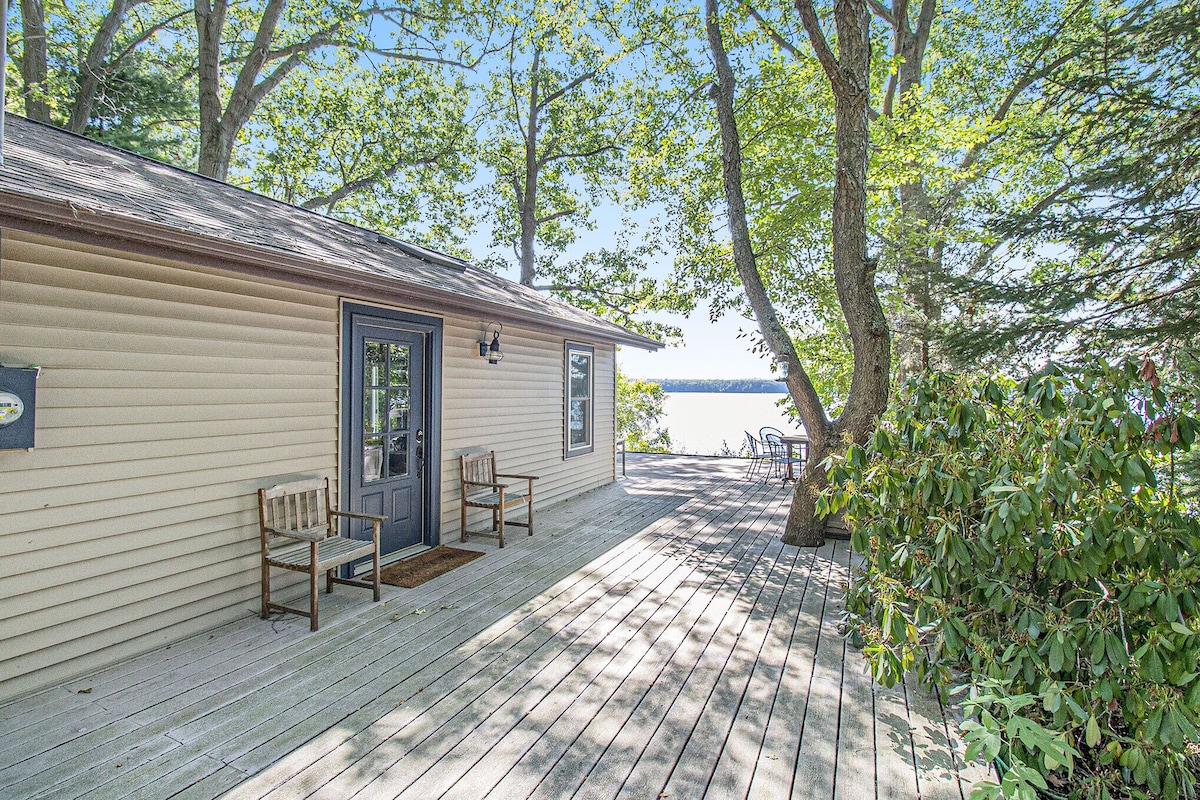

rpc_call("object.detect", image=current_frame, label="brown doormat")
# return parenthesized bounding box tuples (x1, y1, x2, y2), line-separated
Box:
(379, 547, 484, 588)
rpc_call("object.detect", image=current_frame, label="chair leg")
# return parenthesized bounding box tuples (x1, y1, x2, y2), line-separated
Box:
(372, 540, 381, 602)
(461, 496, 468, 543)
(309, 542, 319, 632)
(527, 483, 534, 536)
(498, 505, 506, 548)
(326, 568, 335, 594)
(261, 560, 270, 620)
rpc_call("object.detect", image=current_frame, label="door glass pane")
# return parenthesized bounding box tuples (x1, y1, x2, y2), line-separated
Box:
(388, 388, 410, 432)
(389, 344, 409, 387)
(364, 389, 387, 434)
(387, 433, 408, 477)
(365, 341, 386, 386)
(364, 435, 384, 482)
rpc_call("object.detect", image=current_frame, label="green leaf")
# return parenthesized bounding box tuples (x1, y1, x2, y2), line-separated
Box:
(1085, 715, 1101, 748)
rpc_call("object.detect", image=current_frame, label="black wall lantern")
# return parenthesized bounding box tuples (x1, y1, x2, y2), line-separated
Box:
(478, 322, 504, 364)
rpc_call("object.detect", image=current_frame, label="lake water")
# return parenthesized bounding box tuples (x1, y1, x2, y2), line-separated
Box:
(657, 392, 803, 456)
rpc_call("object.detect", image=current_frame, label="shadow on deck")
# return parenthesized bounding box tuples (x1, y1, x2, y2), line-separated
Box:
(0, 454, 987, 799)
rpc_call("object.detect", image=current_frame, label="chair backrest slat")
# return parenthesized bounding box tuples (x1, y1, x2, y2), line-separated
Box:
(461, 451, 497, 486)
(259, 478, 330, 535)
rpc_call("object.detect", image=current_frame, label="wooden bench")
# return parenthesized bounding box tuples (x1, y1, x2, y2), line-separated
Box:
(459, 451, 538, 548)
(257, 477, 384, 631)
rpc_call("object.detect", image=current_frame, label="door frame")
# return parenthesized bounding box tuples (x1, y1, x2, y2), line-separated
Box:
(341, 302, 442, 550)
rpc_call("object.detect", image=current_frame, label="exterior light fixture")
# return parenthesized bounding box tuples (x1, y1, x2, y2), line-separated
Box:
(773, 354, 789, 381)
(479, 322, 504, 364)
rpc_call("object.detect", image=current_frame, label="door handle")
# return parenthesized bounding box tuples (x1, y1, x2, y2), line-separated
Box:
(415, 429, 424, 477)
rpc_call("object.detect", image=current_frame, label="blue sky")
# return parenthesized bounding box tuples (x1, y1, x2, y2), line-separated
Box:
(617, 304, 769, 380)
(475, 200, 770, 381)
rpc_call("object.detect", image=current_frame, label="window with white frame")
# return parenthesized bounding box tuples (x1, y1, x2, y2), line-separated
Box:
(565, 343, 594, 457)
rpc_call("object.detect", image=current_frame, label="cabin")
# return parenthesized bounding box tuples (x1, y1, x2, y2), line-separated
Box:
(0, 114, 660, 702)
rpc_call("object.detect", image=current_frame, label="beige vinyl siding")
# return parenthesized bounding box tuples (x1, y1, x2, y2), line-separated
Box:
(0, 232, 340, 700)
(0, 231, 623, 702)
(435, 316, 616, 541)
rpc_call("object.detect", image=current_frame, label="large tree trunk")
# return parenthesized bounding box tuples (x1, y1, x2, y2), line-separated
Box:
(706, 0, 840, 547)
(518, 47, 543, 287)
(825, 0, 891, 452)
(18, 0, 51, 122)
(885, 0, 941, 376)
(195, 0, 229, 179)
(68, 0, 139, 133)
(717, 0, 890, 547)
(194, 0, 287, 180)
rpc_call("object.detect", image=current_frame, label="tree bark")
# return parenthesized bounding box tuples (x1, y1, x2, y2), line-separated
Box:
(19, 0, 51, 122)
(707, 0, 850, 547)
(518, 47, 543, 286)
(884, 0, 942, 376)
(68, 0, 141, 133)
(794, 0, 890, 544)
(707, 0, 890, 546)
(195, 0, 291, 180)
(195, 0, 229, 179)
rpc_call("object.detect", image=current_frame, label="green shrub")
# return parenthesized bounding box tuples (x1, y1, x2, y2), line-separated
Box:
(821, 360, 1200, 799)
(617, 371, 672, 453)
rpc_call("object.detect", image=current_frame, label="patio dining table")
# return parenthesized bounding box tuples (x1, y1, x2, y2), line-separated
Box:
(779, 433, 809, 481)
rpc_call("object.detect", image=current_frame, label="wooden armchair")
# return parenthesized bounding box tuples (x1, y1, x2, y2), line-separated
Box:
(460, 451, 538, 548)
(257, 477, 384, 631)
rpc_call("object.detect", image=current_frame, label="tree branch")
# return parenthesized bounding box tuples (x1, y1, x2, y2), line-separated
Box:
(741, 1, 804, 59)
(794, 0, 844, 91)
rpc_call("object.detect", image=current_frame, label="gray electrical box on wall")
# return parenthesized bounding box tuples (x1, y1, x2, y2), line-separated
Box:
(0, 366, 37, 450)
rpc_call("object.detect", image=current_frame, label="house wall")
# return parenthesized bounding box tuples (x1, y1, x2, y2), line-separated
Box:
(0, 230, 618, 702)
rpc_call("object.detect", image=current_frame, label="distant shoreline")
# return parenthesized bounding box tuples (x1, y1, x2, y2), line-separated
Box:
(649, 379, 788, 394)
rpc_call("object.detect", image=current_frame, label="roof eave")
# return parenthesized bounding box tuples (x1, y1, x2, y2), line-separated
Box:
(0, 192, 664, 351)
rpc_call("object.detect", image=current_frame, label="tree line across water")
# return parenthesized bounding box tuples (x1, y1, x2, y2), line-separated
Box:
(648, 378, 788, 394)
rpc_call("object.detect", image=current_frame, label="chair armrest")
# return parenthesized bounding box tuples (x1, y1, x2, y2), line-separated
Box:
(463, 479, 511, 490)
(495, 473, 540, 481)
(265, 526, 327, 542)
(330, 510, 388, 523)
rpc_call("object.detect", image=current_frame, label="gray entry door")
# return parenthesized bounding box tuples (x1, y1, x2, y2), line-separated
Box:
(348, 319, 427, 554)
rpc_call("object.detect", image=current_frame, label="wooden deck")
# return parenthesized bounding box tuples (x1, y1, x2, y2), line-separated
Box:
(0, 454, 988, 799)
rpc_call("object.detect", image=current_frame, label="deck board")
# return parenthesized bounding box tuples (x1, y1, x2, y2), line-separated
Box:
(0, 454, 987, 800)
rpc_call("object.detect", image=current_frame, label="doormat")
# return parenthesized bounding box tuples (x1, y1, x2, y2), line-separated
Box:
(379, 547, 484, 588)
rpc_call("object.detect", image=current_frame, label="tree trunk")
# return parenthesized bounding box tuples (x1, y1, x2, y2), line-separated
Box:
(518, 47, 543, 287)
(195, 0, 228, 179)
(19, 0, 51, 122)
(68, 0, 137, 134)
(794, 0, 892, 543)
(194, 0, 286, 180)
(706, 0, 838, 547)
(887, 0, 942, 376)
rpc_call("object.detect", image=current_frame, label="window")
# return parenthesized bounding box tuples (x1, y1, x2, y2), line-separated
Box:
(565, 343, 594, 457)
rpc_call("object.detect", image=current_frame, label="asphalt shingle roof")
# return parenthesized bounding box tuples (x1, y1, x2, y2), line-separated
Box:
(0, 114, 660, 349)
